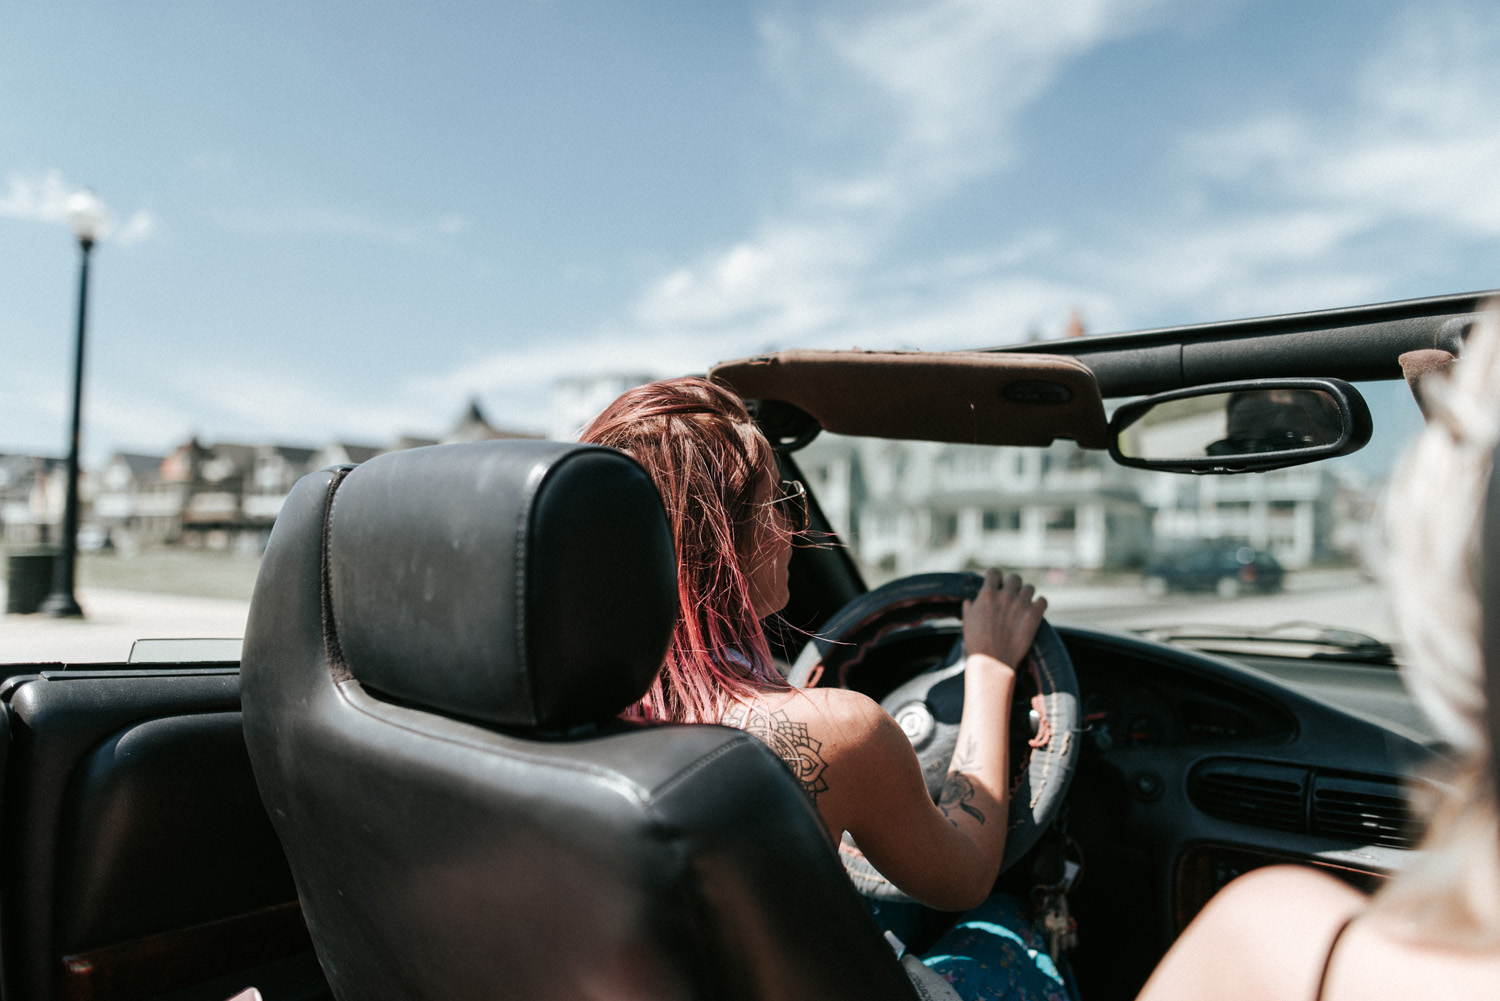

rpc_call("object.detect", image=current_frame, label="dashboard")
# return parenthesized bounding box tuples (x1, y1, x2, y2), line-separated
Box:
(1057, 625, 1436, 1000)
(829, 617, 1438, 1001)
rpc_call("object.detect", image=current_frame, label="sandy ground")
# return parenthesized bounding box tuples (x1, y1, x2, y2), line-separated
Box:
(1, 585, 250, 664)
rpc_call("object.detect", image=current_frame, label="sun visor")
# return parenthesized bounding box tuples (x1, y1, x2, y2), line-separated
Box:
(710, 349, 1109, 449)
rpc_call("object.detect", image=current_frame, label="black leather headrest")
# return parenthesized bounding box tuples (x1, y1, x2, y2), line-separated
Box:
(324, 440, 676, 730)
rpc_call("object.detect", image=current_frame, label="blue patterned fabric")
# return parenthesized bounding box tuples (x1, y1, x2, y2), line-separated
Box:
(865, 894, 1074, 1001)
(921, 895, 1071, 1001)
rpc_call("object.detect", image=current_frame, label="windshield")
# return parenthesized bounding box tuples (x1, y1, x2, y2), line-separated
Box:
(796, 378, 1425, 656)
(0, 374, 1427, 665)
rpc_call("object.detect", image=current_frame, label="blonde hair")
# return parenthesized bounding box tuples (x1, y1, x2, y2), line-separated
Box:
(1375, 304, 1500, 948)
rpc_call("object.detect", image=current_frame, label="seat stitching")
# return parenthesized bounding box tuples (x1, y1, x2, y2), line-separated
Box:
(321, 466, 355, 684)
(335, 678, 655, 805)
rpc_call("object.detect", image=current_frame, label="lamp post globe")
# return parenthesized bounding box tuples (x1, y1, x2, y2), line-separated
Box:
(67, 190, 110, 246)
(40, 189, 110, 618)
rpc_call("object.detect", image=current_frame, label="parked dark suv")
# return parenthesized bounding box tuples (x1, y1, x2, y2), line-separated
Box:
(1144, 540, 1286, 598)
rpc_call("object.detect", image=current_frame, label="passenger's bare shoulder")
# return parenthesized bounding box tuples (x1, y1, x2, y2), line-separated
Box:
(1138, 865, 1366, 1001)
(1221, 864, 1364, 908)
(762, 687, 896, 742)
(1205, 865, 1365, 956)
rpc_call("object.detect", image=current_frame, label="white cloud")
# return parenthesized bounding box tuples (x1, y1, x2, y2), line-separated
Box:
(1184, 3, 1500, 236)
(412, 329, 714, 399)
(83, 390, 197, 456)
(414, 263, 1109, 413)
(0, 377, 69, 457)
(1061, 0, 1500, 327)
(829, 0, 1163, 190)
(116, 211, 156, 246)
(24, 360, 514, 464)
(215, 204, 472, 250)
(837, 272, 1120, 350)
(0, 169, 159, 247)
(1093, 210, 1375, 303)
(0, 372, 191, 464)
(216, 207, 419, 246)
(225, 0, 1500, 455)
(0, 170, 77, 224)
(633, 219, 869, 336)
(405, 0, 1181, 424)
(167, 366, 456, 446)
(610, 0, 1179, 356)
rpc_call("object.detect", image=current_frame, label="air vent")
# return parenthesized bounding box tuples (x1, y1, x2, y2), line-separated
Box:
(1311, 775, 1421, 849)
(1189, 760, 1307, 833)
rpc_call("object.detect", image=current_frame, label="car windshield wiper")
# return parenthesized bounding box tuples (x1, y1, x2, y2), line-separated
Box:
(1135, 621, 1396, 665)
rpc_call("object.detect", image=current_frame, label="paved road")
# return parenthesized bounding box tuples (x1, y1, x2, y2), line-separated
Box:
(1034, 568, 1394, 643)
(1, 567, 1392, 666)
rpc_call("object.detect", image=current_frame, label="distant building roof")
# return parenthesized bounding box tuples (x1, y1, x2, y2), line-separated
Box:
(307, 442, 380, 465)
(338, 443, 383, 464)
(113, 452, 166, 479)
(442, 399, 542, 443)
(210, 443, 258, 469)
(0, 453, 63, 491)
(259, 444, 318, 467)
(0, 452, 62, 470)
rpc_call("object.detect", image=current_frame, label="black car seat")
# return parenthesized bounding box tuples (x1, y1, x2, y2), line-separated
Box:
(240, 440, 925, 1001)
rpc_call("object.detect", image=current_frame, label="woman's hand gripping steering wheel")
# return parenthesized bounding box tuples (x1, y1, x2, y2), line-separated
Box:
(787, 572, 1080, 900)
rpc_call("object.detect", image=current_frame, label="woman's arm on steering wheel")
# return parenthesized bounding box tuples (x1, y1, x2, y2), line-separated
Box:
(816, 570, 1046, 911)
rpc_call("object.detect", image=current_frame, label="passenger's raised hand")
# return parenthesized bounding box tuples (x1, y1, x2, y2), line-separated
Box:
(962, 569, 1047, 670)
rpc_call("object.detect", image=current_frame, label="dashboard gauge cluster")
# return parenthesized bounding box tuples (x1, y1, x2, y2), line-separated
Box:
(1078, 664, 1292, 754)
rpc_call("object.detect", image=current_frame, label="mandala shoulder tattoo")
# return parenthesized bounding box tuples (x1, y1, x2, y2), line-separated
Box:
(722, 704, 831, 803)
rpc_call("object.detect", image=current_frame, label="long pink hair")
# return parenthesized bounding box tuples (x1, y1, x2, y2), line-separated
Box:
(580, 377, 791, 722)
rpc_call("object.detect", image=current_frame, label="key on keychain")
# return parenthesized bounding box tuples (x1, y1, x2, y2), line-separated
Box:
(1041, 890, 1077, 958)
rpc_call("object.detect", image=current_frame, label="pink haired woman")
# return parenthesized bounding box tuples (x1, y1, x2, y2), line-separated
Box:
(582, 376, 1068, 1000)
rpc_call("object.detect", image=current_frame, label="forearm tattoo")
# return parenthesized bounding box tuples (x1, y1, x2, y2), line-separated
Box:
(722, 704, 831, 802)
(939, 732, 988, 826)
(952, 732, 979, 771)
(939, 772, 986, 827)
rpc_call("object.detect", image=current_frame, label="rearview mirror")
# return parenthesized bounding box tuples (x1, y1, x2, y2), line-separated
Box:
(1108, 378, 1372, 473)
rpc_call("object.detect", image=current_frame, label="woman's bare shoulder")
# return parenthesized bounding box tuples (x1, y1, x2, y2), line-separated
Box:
(717, 688, 908, 825)
(761, 686, 900, 741)
(1149, 865, 1500, 1001)
(1137, 865, 1365, 1001)
(738, 687, 912, 780)
(1215, 864, 1366, 913)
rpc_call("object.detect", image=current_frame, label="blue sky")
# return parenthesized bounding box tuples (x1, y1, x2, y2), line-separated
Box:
(3, 0, 1498, 461)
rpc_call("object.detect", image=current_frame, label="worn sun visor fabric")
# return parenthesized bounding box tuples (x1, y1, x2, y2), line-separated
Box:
(710, 349, 1109, 449)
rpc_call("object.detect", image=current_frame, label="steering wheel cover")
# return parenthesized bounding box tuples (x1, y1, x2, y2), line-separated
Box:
(791, 573, 1080, 900)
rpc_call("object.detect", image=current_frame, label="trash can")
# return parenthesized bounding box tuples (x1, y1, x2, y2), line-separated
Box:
(6, 548, 58, 615)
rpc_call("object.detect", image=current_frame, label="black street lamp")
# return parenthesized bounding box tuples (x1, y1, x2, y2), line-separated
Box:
(41, 190, 110, 618)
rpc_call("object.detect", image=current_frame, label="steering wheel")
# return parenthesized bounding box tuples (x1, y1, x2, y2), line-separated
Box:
(787, 572, 1080, 901)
